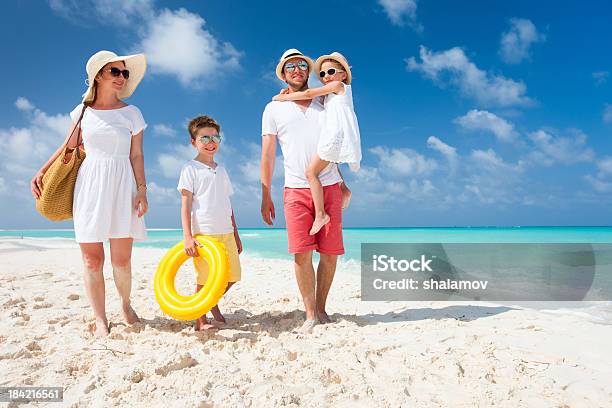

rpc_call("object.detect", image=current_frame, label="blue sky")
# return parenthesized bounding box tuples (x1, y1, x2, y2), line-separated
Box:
(1, 0, 611, 229)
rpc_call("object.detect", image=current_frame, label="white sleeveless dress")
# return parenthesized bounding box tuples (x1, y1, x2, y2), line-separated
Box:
(69, 104, 148, 243)
(317, 84, 362, 171)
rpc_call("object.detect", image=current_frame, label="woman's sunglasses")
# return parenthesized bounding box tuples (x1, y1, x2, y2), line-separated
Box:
(284, 60, 309, 73)
(105, 67, 130, 79)
(319, 68, 344, 78)
(196, 134, 222, 144)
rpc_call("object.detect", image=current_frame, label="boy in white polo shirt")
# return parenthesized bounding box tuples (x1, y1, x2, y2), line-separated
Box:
(177, 115, 242, 331)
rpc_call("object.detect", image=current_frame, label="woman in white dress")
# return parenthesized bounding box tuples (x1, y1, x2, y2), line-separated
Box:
(30, 50, 148, 337)
(273, 52, 362, 235)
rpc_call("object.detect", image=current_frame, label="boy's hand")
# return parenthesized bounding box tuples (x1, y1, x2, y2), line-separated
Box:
(184, 236, 202, 257)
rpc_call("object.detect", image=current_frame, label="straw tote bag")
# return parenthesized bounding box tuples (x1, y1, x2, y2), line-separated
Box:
(35, 105, 87, 221)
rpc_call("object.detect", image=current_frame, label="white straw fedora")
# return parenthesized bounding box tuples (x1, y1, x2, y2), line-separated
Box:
(315, 52, 352, 85)
(82, 50, 147, 103)
(275, 48, 315, 81)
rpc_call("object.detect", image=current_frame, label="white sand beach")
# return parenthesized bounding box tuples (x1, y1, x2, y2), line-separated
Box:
(1, 237, 612, 407)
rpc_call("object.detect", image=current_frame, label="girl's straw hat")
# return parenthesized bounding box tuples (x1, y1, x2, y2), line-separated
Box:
(82, 50, 147, 103)
(275, 48, 315, 81)
(315, 52, 352, 85)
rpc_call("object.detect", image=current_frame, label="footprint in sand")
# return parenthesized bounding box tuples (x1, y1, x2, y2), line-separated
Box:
(67, 294, 80, 301)
(33, 303, 52, 310)
(3, 297, 25, 307)
(154, 352, 198, 376)
(33, 296, 45, 302)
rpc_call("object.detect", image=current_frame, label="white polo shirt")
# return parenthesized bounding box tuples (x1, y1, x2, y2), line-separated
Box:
(177, 160, 234, 235)
(262, 98, 342, 188)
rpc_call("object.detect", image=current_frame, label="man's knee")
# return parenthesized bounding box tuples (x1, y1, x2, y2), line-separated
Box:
(319, 254, 338, 268)
(294, 251, 313, 266)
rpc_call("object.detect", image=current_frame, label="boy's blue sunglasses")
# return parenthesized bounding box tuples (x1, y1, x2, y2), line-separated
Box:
(196, 134, 221, 144)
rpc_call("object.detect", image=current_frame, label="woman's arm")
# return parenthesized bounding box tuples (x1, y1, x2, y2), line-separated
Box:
(30, 121, 80, 199)
(130, 130, 148, 217)
(273, 81, 344, 102)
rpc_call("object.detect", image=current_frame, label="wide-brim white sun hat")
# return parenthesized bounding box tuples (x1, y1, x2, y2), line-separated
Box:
(82, 50, 147, 103)
(275, 48, 315, 82)
(315, 52, 352, 85)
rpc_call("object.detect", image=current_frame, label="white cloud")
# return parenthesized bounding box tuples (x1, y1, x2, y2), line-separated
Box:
(596, 157, 612, 177)
(603, 104, 612, 124)
(15, 97, 35, 111)
(406, 46, 533, 108)
(157, 144, 195, 179)
(499, 18, 546, 64)
(427, 136, 457, 174)
(138, 8, 242, 87)
(0, 98, 72, 199)
(370, 145, 438, 177)
(585, 175, 612, 193)
(148, 181, 179, 205)
(592, 71, 609, 86)
(528, 129, 594, 165)
(378, 0, 421, 31)
(454, 109, 518, 142)
(152, 124, 178, 138)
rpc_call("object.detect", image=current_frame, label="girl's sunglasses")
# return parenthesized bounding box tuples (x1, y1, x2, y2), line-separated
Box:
(320, 68, 344, 78)
(196, 134, 221, 144)
(284, 60, 309, 73)
(105, 67, 130, 79)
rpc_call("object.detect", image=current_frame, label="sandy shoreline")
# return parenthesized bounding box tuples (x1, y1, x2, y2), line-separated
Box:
(1, 238, 611, 407)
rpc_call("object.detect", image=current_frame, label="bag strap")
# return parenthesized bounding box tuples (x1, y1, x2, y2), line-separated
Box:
(65, 104, 88, 159)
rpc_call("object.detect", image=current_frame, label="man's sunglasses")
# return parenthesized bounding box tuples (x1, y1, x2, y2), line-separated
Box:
(196, 134, 222, 144)
(284, 60, 309, 73)
(319, 68, 344, 78)
(105, 67, 130, 79)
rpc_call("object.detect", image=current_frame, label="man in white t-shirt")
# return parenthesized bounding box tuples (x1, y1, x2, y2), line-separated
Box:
(261, 48, 344, 333)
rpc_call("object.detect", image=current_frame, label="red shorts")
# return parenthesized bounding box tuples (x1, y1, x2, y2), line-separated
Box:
(283, 183, 345, 255)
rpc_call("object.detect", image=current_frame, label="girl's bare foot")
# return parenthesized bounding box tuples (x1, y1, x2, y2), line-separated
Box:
(309, 213, 330, 235)
(341, 186, 352, 209)
(195, 316, 218, 331)
(122, 303, 140, 325)
(94, 317, 110, 337)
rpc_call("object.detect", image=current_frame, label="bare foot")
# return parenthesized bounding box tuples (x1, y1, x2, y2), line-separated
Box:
(309, 213, 330, 235)
(341, 187, 352, 209)
(317, 311, 333, 324)
(122, 304, 140, 325)
(195, 316, 218, 331)
(295, 319, 317, 334)
(94, 318, 110, 337)
(210, 307, 226, 324)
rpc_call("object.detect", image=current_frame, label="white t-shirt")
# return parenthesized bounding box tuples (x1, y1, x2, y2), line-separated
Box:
(177, 160, 234, 235)
(261, 98, 342, 188)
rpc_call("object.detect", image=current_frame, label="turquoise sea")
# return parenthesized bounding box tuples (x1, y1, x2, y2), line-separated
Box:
(1, 227, 611, 261)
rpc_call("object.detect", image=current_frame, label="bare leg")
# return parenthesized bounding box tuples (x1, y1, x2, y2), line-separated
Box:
(210, 282, 235, 323)
(79, 243, 108, 337)
(306, 155, 332, 235)
(337, 167, 352, 209)
(294, 251, 317, 333)
(109, 238, 139, 324)
(194, 284, 217, 331)
(316, 253, 337, 324)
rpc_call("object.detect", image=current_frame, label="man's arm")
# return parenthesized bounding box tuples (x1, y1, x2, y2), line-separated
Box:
(260, 134, 277, 225)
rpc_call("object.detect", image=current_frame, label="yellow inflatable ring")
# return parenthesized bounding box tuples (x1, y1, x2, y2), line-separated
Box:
(154, 235, 230, 321)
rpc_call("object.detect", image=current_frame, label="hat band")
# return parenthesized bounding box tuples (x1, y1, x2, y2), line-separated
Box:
(284, 52, 304, 59)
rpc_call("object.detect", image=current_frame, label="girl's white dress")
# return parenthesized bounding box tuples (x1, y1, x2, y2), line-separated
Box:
(317, 83, 362, 171)
(69, 104, 147, 243)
